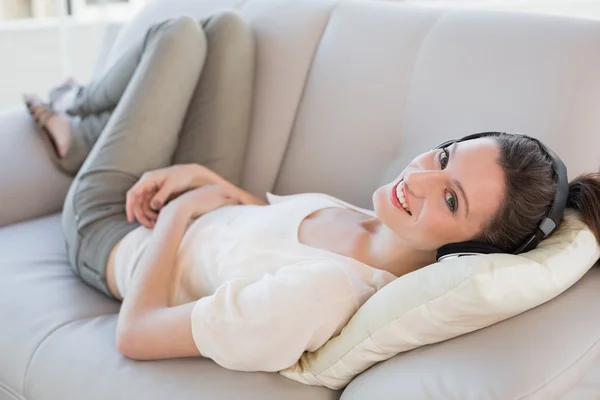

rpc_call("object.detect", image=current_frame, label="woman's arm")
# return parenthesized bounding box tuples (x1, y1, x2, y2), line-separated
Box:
(197, 164, 268, 207)
(126, 163, 267, 228)
(116, 205, 200, 360)
(116, 185, 238, 360)
(117, 200, 357, 368)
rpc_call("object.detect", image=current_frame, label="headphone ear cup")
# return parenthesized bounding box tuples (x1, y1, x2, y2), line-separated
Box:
(436, 241, 505, 262)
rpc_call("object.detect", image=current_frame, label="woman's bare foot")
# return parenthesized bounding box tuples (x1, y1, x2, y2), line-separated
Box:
(24, 94, 71, 158)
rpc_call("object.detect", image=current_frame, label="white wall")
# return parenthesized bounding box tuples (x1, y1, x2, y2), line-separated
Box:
(0, 20, 111, 109)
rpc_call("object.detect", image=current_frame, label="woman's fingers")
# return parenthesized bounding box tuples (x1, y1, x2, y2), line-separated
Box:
(150, 181, 175, 211)
(127, 187, 148, 224)
(135, 202, 154, 228)
(127, 185, 156, 228)
(126, 173, 159, 222)
(132, 203, 147, 228)
(142, 192, 158, 227)
(126, 188, 139, 223)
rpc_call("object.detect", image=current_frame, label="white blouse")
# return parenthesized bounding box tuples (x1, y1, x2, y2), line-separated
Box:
(113, 192, 397, 371)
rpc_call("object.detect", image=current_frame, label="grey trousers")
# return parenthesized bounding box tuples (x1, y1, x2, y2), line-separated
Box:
(59, 13, 255, 298)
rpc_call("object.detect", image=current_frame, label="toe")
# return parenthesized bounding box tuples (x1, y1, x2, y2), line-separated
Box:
(30, 105, 55, 127)
(32, 107, 44, 119)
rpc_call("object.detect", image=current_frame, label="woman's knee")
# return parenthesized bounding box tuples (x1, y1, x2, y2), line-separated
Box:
(202, 11, 253, 49)
(163, 15, 202, 35)
(147, 16, 207, 59)
(201, 11, 254, 81)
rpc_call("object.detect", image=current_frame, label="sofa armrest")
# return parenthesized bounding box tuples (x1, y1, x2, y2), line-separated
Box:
(0, 106, 73, 227)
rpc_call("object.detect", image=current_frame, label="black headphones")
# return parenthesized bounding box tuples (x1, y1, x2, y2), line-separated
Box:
(434, 132, 569, 262)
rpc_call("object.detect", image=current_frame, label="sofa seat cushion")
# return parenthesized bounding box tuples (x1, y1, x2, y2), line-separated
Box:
(0, 214, 340, 400)
(0, 214, 119, 396)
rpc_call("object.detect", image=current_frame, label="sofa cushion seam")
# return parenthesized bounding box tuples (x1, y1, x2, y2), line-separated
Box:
(517, 335, 600, 399)
(22, 315, 113, 397)
(0, 379, 26, 400)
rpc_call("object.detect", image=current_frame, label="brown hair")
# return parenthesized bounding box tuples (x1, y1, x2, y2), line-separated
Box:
(474, 134, 600, 251)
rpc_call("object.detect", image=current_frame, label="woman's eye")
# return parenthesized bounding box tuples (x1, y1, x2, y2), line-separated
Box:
(445, 191, 457, 213)
(439, 148, 449, 169)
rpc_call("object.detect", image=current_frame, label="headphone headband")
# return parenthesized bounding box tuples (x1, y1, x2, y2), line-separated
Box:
(435, 131, 569, 261)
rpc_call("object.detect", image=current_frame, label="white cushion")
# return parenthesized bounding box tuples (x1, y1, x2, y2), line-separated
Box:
(280, 210, 600, 389)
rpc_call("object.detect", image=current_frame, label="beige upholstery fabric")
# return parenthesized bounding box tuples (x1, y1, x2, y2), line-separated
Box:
(2, 0, 600, 399)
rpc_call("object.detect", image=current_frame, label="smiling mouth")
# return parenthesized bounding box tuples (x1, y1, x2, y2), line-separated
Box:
(391, 180, 412, 215)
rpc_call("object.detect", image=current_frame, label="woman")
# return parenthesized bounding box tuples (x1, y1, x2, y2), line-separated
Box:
(24, 14, 600, 372)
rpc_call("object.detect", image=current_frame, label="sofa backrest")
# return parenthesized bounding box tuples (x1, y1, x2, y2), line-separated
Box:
(104, 0, 600, 208)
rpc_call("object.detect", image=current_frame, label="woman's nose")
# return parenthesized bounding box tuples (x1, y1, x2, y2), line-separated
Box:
(404, 170, 444, 197)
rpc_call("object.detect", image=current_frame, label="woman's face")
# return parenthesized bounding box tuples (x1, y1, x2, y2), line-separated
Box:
(373, 138, 506, 251)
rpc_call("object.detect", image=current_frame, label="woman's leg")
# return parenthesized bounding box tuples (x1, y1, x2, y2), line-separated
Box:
(65, 29, 181, 117)
(61, 16, 207, 298)
(23, 99, 114, 176)
(172, 12, 255, 187)
(26, 16, 195, 174)
(33, 12, 254, 181)
(36, 111, 113, 175)
(59, 111, 113, 174)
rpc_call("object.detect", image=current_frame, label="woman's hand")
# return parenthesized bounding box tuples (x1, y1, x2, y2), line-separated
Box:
(126, 164, 224, 228)
(215, 180, 267, 208)
(161, 184, 241, 225)
(126, 163, 267, 229)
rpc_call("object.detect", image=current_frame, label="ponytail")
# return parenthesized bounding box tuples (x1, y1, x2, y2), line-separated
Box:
(567, 173, 600, 243)
(469, 134, 600, 252)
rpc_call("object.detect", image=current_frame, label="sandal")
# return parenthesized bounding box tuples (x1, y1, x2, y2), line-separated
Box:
(23, 94, 64, 161)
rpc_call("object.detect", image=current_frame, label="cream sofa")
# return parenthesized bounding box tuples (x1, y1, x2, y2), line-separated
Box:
(3, 0, 600, 399)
